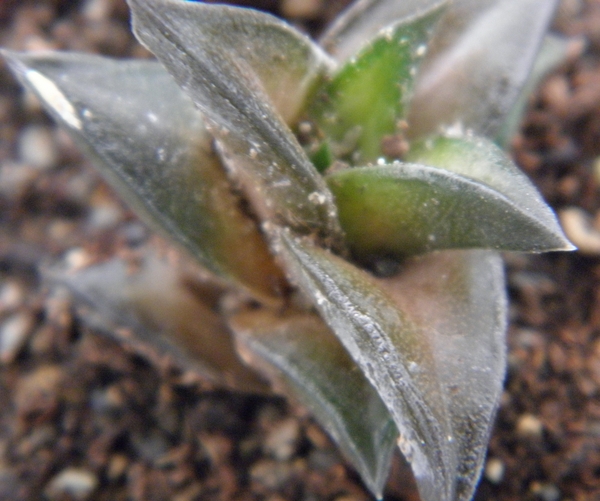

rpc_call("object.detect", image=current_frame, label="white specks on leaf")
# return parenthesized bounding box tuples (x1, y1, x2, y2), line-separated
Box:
(416, 44, 428, 57)
(308, 191, 327, 205)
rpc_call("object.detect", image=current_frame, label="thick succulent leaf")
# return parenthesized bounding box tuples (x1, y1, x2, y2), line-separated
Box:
(3, 51, 285, 302)
(381, 250, 507, 501)
(307, 4, 445, 165)
(497, 34, 578, 147)
(320, 0, 448, 63)
(128, 0, 343, 249)
(405, 135, 574, 251)
(230, 309, 397, 498)
(47, 248, 268, 393)
(407, 0, 560, 139)
(278, 231, 507, 501)
(327, 136, 572, 258)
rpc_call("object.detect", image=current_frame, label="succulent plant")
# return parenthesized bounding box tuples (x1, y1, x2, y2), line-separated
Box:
(2, 0, 575, 500)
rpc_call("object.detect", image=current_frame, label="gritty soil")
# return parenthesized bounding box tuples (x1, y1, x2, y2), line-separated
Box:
(0, 1, 599, 501)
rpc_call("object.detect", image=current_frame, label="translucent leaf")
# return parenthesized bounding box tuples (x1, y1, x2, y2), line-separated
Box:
(307, 4, 444, 165)
(230, 308, 397, 498)
(320, 0, 448, 63)
(408, 0, 560, 139)
(128, 0, 343, 248)
(3, 51, 285, 303)
(497, 34, 580, 147)
(405, 135, 574, 250)
(327, 136, 572, 259)
(47, 248, 268, 393)
(278, 231, 507, 501)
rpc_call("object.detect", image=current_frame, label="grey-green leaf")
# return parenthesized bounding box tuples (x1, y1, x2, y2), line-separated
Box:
(128, 0, 343, 248)
(230, 308, 397, 498)
(408, 0, 560, 139)
(3, 51, 285, 302)
(327, 135, 572, 258)
(307, 3, 444, 165)
(278, 231, 507, 501)
(48, 248, 268, 393)
(405, 135, 574, 251)
(320, 0, 448, 63)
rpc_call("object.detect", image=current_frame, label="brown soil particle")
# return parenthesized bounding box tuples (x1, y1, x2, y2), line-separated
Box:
(1, 1, 600, 501)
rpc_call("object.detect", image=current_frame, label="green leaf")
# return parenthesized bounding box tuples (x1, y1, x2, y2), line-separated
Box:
(128, 0, 344, 249)
(278, 230, 507, 501)
(230, 309, 397, 498)
(320, 0, 448, 63)
(408, 0, 560, 139)
(48, 248, 268, 393)
(327, 135, 573, 259)
(307, 4, 444, 165)
(3, 51, 285, 303)
(406, 135, 574, 249)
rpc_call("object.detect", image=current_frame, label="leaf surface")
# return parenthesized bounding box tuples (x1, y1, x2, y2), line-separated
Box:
(405, 135, 573, 249)
(327, 135, 573, 258)
(408, 0, 560, 139)
(3, 51, 285, 302)
(278, 231, 507, 501)
(128, 0, 343, 248)
(497, 34, 578, 147)
(308, 4, 444, 165)
(230, 309, 397, 498)
(320, 0, 448, 63)
(48, 248, 268, 393)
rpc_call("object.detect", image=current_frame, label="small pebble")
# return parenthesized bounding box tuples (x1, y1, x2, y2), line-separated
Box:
(45, 468, 98, 500)
(282, 0, 322, 18)
(106, 454, 129, 481)
(201, 434, 232, 467)
(530, 481, 561, 501)
(130, 430, 171, 462)
(0, 280, 25, 312)
(64, 247, 93, 272)
(17, 125, 58, 170)
(559, 207, 600, 254)
(82, 0, 112, 21)
(14, 364, 63, 412)
(0, 312, 35, 363)
(0, 161, 37, 196)
(484, 457, 505, 484)
(263, 417, 300, 461)
(516, 414, 544, 438)
(250, 459, 293, 490)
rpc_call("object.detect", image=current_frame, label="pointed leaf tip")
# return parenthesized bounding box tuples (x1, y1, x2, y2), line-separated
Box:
(3, 50, 285, 301)
(405, 135, 575, 252)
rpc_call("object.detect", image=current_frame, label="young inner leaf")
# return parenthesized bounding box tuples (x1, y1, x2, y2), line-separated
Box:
(306, 5, 444, 166)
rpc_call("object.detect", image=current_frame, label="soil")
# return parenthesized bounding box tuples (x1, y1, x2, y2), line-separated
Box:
(0, 1, 599, 501)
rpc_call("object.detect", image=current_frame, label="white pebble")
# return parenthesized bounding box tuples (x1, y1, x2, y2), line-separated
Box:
(0, 313, 34, 363)
(18, 125, 58, 170)
(559, 207, 599, 254)
(516, 413, 544, 438)
(484, 457, 505, 484)
(45, 468, 98, 500)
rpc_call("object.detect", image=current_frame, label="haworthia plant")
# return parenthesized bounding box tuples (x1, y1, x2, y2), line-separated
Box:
(2, 0, 574, 500)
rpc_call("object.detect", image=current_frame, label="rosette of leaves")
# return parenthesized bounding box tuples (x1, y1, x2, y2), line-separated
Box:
(2, 0, 574, 500)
